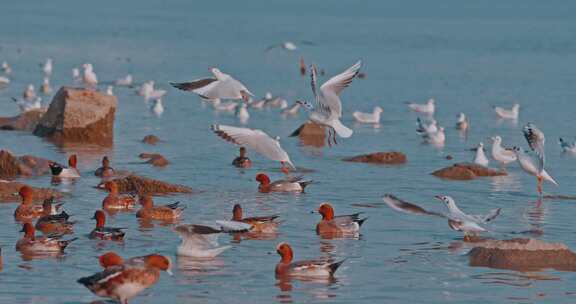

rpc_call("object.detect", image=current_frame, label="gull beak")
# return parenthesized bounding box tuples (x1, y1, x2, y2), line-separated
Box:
(434, 195, 442, 200)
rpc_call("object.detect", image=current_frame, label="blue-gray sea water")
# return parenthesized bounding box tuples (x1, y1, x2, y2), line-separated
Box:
(1, 0, 576, 303)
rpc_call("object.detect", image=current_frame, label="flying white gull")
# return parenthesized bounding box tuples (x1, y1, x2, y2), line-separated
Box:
(171, 68, 253, 103)
(298, 60, 362, 146)
(211, 124, 295, 173)
(383, 194, 500, 239)
(265, 40, 316, 52)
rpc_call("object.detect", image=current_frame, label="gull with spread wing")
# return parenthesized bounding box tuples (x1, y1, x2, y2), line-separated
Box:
(297, 60, 362, 146)
(211, 124, 295, 174)
(171, 67, 253, 103)
(383, 194, 501, 239)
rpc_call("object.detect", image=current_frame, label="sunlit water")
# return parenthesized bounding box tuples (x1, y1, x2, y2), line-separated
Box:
(1, 0, 576, 303)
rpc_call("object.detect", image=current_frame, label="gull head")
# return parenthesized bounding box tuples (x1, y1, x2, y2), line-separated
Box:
(490, 135, 502, 143)
(26, 84, 34, 91)
(478, 142, 484, 149)
(374, 106, 384, 113)
(512, 103, 520, 111)
(434, 195, 455, 208)
(428, 98, 435, 105)
(296, 99, 314, 111)
(457, 112, 466, 122)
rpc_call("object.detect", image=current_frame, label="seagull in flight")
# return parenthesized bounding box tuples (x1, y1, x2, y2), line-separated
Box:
(383, 194, 501, 240)
(211, 124, 295, 174)
(297, 60, 362, 146)
(171, 68, 253, 103)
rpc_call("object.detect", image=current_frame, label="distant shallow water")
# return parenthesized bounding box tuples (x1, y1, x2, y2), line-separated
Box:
(1, 0, 576, 303)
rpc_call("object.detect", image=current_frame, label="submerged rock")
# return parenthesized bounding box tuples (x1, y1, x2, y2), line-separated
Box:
(468, 238, 576, 272)
(290, 122, 325, 147)
(139, 153, 169, 167)
(142, 135, 160, 145)
(0, 109, 46, 131)
(0, 181, 62, 202)
(33, 87, 117, 146)
(343, 152, 407, 164)
(97, 175, 192, 195)
(0, 150, 52, 177)
(432, 163, 506, 180)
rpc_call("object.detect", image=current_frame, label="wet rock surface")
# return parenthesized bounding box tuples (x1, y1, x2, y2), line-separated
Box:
(0, 180, 62, 202)
(468, 238, 576, 272)
(0, 150, 53, 177)
(0, 109, 46, 131)
(33, 87, 117, 146)
(432, 163, 507, 180)
(343, 152, 407, 164)
(97, 175, 192, 195)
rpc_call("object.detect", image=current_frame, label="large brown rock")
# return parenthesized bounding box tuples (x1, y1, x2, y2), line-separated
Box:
(97, 175, 192, 195)
(343, 152, 407, 164)
(0, 150, 52, 177)
(432, 163, 507, 180)
(0, 181, 62, 202)
(0, 109, 46, 131)
(468, 238, 576, 272)
(290, 122, 326, 147)
(33, 87, 117, 146)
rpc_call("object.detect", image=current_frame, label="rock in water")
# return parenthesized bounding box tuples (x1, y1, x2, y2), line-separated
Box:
(0, 109, 46, 131)
(0, 150, 53, 177)
(343, 152, 407, 164)
(468, 238, 576, 272)
(33, 87, 117, 146)
(432, 162, 507, 180)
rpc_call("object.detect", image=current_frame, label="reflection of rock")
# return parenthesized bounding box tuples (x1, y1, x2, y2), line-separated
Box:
(290, 122, 325, 147)
(142, 135, 160, 145)
(343, 152, 407, 164)
(0, 181, 61, 202)
(0, 150, 52, 177)
(33, 87, 117, 146)
(97, 175, 192, 195)
(468, 238, 576, 271)
(432, 163, 507, 180)
(0, 109, 46, 131)
(139, 153, 169, 167)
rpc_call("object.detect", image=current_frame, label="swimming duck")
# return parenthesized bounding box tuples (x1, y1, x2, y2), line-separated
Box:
(77, 253, 172, 304)
(232, 147, 252, 168)
(136, 196, 185, 221)
(14, 186, 46, 221)
(230, 204, 280, 233)
(275, 242, 345, 278)
(102, 182, 136, 210)
(89, 210, 126, 241)
(255, 173, 313, 193)
(16, 223, 77, 253)
(49, 154, 80, 178)
(315, 202, 367, 237)
(35, 198, 74, 235)
(94, 156, 115, 178)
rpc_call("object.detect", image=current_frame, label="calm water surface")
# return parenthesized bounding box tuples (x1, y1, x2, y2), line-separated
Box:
(1, 0, 576, 303)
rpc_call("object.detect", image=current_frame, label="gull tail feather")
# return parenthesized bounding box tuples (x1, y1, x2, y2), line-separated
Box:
(330, 119, 353, 138)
